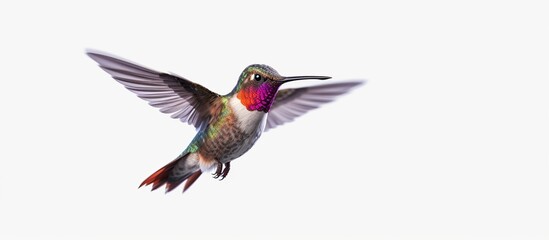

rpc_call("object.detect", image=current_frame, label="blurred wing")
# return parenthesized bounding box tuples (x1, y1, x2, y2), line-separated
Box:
(265, 81, 364, 131)
(86, 49, 220, 129)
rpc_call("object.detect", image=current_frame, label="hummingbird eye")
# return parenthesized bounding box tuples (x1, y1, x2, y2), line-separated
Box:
(254, 74, 262, 81)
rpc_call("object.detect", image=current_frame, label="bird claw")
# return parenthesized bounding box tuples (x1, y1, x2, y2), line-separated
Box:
(212, 162, 223, 179)
(220, 162, 230, 180)
(212, 162, 230, 180)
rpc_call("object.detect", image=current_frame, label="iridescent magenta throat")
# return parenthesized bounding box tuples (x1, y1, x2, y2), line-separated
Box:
(237, 83, 280, 112)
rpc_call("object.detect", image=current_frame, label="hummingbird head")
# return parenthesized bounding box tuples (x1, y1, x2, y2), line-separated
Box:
(233, 64, 330, 112)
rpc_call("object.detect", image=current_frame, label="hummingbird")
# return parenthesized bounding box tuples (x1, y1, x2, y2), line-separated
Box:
(86, 49, 363, 193)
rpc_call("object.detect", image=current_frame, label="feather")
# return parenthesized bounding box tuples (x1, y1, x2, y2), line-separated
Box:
(265, 81, 364, 131)
(86, 49, 220, 129)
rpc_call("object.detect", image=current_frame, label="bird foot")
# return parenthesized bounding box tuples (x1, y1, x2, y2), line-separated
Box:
(219, 162, 230, 180)
(212, 162, 230, 180)
(212, 162, 223, 179)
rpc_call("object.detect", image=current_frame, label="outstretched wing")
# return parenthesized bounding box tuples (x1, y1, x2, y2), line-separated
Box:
(265, 81, 363, 131)
(86, 49, 220, 129)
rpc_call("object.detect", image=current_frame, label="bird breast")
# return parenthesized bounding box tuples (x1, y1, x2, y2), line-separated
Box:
(229, 95, 268, 134)
(199, 96, 267, 163)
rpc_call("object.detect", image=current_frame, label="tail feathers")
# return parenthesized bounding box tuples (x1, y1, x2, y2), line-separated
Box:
(139, 153, 202, 193)
(183, 171, 202, 192)
(163, 170, 202, 192)
(139, 159, 176, 191)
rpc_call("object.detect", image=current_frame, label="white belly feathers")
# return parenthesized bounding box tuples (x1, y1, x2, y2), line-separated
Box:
(229, 96, 267, 134)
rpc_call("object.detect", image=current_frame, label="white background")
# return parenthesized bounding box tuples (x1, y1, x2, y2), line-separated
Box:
(0, 1, 547, 239)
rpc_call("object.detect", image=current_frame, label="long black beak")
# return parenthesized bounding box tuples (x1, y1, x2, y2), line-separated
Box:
(282, 75, 331, 83)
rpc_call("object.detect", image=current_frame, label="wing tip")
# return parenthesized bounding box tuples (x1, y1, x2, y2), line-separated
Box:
(84, 48, 110, 59)
(339, 79, 367, 87)
(85, 48, 117, 66)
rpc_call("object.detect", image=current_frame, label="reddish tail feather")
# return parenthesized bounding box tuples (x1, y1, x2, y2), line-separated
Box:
(139, 160, 178, 191)
(139, 154, 202, 193)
